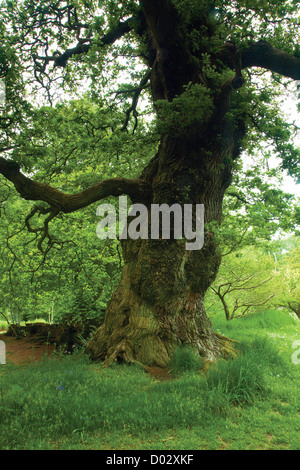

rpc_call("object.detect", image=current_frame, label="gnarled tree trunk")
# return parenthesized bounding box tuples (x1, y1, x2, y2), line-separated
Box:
(86, 131, 239, 366)
(86, 237, 236, 366)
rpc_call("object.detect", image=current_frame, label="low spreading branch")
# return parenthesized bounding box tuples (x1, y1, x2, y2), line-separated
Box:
(0, 157, 150, 213)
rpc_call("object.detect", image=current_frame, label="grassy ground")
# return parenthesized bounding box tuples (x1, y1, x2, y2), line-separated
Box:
(0, 309, 299, 450)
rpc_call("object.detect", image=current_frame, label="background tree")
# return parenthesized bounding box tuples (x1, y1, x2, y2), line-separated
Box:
(0, 0, 300, 366)
(208, 247, 276, 320)
(275, 240, 300, 318)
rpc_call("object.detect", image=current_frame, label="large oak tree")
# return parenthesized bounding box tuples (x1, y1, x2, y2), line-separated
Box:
(0, 0, 300, 366)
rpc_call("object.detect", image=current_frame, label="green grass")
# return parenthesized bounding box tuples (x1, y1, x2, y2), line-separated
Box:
(168, 344, 204, 376)
(0, 309, 299, 450)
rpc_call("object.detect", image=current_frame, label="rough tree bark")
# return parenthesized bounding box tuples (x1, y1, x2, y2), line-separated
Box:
(86, 120, 242, 365)
(86, 219, 236, 366)
(85, 0, 243, 365)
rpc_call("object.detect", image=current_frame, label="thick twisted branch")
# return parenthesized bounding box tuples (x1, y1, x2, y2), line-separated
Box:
(0, 157, 151, 213)
(241, 41, 300, 80)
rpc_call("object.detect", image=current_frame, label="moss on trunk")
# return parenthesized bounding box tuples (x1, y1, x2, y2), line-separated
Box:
(86, 237, 236, 366)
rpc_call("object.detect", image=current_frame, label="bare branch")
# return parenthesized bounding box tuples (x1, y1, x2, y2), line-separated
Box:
(226, 191, 252, 206)
(37, 18, 133, 69)
(120, 70, 151, 132)
(25, 205, 60, 253)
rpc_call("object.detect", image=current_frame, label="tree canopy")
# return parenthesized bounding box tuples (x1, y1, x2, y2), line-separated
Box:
(1, 0, 300, 193)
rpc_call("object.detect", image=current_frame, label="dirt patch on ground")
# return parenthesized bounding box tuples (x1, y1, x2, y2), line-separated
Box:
(0, 331, 210, 381)
(0, 332, 56, 366)
(1, 333, 174, 381)
(146, 366, 173, 381)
